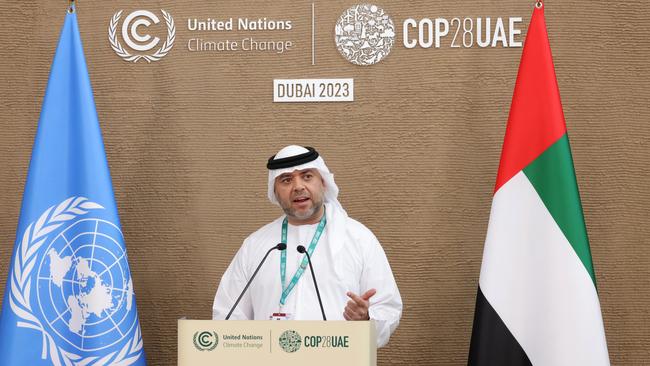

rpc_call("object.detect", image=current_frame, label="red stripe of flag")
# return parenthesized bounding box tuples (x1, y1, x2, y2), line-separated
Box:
(494, 3, 567, 193)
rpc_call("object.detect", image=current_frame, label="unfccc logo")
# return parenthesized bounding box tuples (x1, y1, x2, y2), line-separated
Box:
(109, 9, 175, 63)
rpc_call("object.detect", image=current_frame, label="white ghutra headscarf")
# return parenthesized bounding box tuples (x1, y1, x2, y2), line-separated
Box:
(267, 145, 344, 213)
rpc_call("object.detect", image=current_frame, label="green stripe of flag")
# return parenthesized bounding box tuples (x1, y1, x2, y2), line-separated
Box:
(523, 134, 596, 285)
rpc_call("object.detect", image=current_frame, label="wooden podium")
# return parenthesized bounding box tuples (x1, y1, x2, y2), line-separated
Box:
(178, 320, 377, 365)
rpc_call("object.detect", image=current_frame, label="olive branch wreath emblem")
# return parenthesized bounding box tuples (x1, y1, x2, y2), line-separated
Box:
(9, 196, 144, 366)
(109, 9, 175, 63)
(193, 331, 219, 351)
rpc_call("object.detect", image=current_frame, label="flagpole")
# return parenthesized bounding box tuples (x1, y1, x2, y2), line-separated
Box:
(68, 0, 75, 13)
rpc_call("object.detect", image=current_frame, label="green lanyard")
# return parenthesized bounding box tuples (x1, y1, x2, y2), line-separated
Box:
(279, 211, 327, 307)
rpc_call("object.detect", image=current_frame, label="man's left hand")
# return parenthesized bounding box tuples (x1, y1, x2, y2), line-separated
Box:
(343, 289, 376, 321)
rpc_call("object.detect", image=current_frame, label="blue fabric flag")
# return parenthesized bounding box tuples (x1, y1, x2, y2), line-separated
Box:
(0, 10, 147, 366)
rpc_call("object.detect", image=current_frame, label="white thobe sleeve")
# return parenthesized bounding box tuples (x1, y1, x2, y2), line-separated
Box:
(362, 234, 403, 348)
(212, 240, 254, 320)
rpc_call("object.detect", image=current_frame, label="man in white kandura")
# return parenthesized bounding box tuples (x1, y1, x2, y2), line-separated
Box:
(212, 145, 402, 347)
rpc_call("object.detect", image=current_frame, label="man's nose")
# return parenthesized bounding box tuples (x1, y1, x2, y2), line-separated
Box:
(292, 177, 305, 191)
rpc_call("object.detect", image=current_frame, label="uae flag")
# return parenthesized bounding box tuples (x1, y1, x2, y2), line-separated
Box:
(467, 3, 610, 366)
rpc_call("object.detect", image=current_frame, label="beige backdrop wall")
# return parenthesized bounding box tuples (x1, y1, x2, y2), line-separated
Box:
(1, 0, 649, 365)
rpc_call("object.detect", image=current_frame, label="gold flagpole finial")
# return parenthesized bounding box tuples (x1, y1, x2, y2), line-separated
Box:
(68, 0, 76, 13)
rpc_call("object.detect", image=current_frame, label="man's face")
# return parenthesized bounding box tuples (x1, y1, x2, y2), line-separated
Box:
(274, 168, 325, 223)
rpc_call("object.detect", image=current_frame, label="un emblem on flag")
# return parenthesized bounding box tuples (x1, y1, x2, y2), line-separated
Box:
(9, 197, 145, 365)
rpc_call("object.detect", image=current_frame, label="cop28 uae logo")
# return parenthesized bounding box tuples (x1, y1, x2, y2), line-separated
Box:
(279, 330, 302, 353)
(9, 197, 145, 365)
(334, 3, 395, 66)
(109, 9, 176, 63)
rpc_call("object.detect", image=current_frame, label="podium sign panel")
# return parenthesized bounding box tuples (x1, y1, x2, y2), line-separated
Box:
(178, 320, 377, 365)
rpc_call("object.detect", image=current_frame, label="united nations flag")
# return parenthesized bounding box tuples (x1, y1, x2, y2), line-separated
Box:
(0, 6, 147, 366)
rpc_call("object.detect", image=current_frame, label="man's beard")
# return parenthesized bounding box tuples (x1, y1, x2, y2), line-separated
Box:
(279, 196, 324, 221)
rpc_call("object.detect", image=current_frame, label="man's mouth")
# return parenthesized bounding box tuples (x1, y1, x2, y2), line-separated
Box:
(293, 197, 310, 203)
